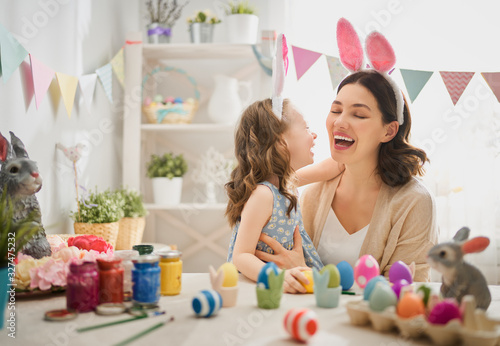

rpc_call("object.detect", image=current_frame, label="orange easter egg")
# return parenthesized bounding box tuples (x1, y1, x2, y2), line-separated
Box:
(397, 292, 425, 318)
(299, 270, 314, 293)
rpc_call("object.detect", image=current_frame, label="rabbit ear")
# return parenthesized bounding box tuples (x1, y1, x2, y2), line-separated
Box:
(0, 132, 13, 163)
(365, 31, 396, 73)
(9, 132, 29, 159)
(453, 227, 470, 242)
(462, 237, 490, 254)
(337, 18, 364, 72)
(272, 33, 288, 119)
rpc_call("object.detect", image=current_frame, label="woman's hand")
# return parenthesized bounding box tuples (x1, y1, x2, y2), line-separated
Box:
(255, 225, 307, 269)
(283, 267, 310, 294)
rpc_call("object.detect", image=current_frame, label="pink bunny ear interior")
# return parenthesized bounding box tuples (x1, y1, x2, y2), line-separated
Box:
(365, 32, 396, 73)
(337, 18, 363, 72)
(0, 133, 9, 162)
(462, 237, 490, 254)
(282, 34, 289, 75)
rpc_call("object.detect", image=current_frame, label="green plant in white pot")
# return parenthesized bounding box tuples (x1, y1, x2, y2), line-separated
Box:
(224, 0, 259, 44)
(147, 152, 188, 206)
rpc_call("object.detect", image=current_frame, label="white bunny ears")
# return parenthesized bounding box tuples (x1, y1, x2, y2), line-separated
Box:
(271, 33, 288, 119)
(337, 18, 404, 125)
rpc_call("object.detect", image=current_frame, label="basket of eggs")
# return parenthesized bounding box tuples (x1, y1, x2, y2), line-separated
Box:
(142, 66, 200, 124)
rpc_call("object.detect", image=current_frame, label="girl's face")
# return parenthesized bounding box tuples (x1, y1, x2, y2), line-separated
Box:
(326, 83, 397, 165)
(283, 107, 317, 171)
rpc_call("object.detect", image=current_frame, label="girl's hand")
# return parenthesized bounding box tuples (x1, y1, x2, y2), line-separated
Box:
(283, 267, 311, 294)
(255, 225, 307, 269)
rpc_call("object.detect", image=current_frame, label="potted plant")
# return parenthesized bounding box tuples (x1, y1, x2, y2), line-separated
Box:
(187, 9, 222, 43)
(224, 0, 259, 44)
(114, 188, 148, 250)
(71, 189, 124, 248)
(147, 152, 188, 206)
(145, 0, 189, 43)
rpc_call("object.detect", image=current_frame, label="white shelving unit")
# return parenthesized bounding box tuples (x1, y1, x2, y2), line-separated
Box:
(123, 32, 266, 272)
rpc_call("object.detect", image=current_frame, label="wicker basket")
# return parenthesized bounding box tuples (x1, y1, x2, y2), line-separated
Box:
(116, 217, 146, 250)
(73, 222, 120, 248)
(142, 66, 200, 124)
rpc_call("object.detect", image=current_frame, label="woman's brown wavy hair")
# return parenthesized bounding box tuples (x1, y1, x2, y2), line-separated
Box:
(337, 70, 428, 186)
(225, 98, 297, 227)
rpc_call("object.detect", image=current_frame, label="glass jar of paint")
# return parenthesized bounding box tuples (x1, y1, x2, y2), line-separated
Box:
(131, 255, 160, 307)
(97, 257, 124, 303)
(158, 250, 182, 296)
(66, 261, 99, 312)
(114, 250, 139, 301)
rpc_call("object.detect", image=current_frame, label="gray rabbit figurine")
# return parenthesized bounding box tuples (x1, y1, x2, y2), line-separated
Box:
(0, 131, 51, 259)
(427, 227, 491, 310)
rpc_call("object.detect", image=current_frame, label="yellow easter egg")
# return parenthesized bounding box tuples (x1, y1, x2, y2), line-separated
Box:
(218, 262, 238, 287)
(299, 270, 314, 293)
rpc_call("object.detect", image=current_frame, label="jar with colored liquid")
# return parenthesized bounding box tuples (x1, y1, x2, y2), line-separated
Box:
(131, 255, 160, 307)
(158, 250, 182, 296)
(66, 261, 99, 312)
(133, 244, 154, 255)
(114, 250, 139, 301)
(97, 258, 124, 304)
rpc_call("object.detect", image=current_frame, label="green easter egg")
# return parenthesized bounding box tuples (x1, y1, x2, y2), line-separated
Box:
(320, 264, 340, 288)
(153, 94, 163, 103)
(417, 285, 432, 307)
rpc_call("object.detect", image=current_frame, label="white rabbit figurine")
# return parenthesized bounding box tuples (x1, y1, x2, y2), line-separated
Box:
(427, 227, 491, 310)
(0, 132, 51, 259)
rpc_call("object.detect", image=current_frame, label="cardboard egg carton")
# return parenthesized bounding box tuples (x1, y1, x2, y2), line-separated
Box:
(345, 295, 500, 346)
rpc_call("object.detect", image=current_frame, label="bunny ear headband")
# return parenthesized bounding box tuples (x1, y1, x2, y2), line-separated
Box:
(337, 18, 404, 125)
(271, 33, 288, 119)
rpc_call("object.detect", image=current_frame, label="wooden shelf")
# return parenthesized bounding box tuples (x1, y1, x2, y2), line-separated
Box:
(143, 43, 255, 61)
(141, 123, 234, 132)
(145, 203, 227, 211)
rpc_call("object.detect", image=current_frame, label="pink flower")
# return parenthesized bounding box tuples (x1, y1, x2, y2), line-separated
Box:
(68, 235, 113, 253)
(52, 246, 81, 263)
(29, 258, 69, 291)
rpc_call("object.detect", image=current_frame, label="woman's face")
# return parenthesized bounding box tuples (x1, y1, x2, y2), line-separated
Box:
(283, 106, 317, 171)
(326, 83, 395, 165)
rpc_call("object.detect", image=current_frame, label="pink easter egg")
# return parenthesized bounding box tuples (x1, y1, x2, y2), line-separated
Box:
(165, 96, 175, 103)
(143, 97, 152, 106)
(389, 261, 413, 284)
(391, 279, 410, 299)
(428, 299, 461, 325)
(283, 308, 318, 342)
(354, 255, 380, 288)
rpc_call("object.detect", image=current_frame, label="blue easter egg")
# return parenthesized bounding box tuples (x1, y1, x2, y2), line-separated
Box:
(192, 289, 222, 318)
(337, 261, 354, 291)
(363, 275, 389, 300)
(257, 262, 280, 289)
(174, 97, 183, 104)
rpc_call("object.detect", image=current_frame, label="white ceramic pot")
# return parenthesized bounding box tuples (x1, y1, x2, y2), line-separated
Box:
(208, 74, 252, 123)
(152, 177, 183, 206)
(226, 14, 259, 44)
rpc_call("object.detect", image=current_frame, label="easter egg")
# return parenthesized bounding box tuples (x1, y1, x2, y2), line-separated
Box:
(320, 264, 340, 288)
(337, 261, 354, 290)
(369, 282, 397, 312)
(153, 94, 163, 103)
(417, 285, 432, 307)
(397, 292, 425, 318)
(428, 299, 461, 325)
(185, 97, 195, 104)
(354, 255, 380, 288)
(165, 96, 175, 103)
(283, 308, 318, 342)
(299, 270, 314, 293)
(174, 97, 183, 103)
(217, 262, 238, 287)
(391, 279, 410, 299)
(143, 97, 152, 106)
(192, 289, 222, 318)
(389, 261, 413, 284)
(363, 275, 388, 301)
(257, 262, 280, 289)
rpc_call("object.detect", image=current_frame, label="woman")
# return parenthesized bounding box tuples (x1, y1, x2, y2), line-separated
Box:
(257, 70, 439, 293)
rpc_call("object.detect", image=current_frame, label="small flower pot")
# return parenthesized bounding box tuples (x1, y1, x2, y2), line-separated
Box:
(226, 14, 259, 44)
(314, 285, 341, 308)
(147, 22, 171, 44)
(151, 177, 183, 206)
(190, 23, 214, 43)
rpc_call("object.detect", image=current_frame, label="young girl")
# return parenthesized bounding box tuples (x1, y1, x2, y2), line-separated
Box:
(225, 98, 338, 282)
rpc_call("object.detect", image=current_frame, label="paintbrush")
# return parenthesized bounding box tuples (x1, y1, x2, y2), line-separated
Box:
(113, 316, 175, 346)
(76, 310, 166, 333)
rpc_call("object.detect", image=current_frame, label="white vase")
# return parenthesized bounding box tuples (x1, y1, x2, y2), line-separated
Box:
(208, 74, 252, 124)
(226, 14, 259, 44)
(151, 177, 183, 206)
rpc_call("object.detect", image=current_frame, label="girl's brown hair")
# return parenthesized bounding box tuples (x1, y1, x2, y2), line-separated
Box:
(338, 70, 428, 186)
(225, 98, 297, 227)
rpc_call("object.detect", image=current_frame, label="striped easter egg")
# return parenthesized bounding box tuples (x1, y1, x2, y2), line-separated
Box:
(283, 308, 318, 342)
(192, 289, 223, 318)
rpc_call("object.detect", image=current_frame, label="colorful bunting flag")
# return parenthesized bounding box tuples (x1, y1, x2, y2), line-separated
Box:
(440, 71, 475, 105)
(111, 48, 125, 88)
(79, 73, 97, 114)
(0, 22, 29, 83)
(481, 73, 500, 103)
(400, 69, 434, 103)
(291, 46, 322, 81)
(325, 55, 348, 90)
(96, 63, 113, 103)
(29, 54, 54, 109)
(56, 72, 78, 118)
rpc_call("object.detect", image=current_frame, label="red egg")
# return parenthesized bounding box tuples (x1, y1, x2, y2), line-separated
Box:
(283, 308, 318, 342)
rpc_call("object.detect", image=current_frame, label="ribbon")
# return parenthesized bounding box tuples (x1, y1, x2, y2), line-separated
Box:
(157, 107, 188, 123)
(147, 26, 171, 37)
(79, 185, 98, 208)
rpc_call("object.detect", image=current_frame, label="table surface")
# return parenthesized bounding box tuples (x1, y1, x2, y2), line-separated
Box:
(1, 274, 499, 346)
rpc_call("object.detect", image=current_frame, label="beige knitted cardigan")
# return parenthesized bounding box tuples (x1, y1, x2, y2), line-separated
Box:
(300, 174, 439, 282)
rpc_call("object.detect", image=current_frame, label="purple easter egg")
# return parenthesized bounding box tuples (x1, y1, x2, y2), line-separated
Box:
(428, 299, 461, 325)
(389, 261, 413, 284)
(391, 279, 410, 299)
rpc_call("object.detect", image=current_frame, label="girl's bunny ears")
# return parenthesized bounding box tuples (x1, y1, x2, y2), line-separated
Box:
(337, 18, 404, 125)
(271, 33, 288, 120)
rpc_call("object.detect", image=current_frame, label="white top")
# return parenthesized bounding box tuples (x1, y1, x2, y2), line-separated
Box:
(317, 207, 369, 268)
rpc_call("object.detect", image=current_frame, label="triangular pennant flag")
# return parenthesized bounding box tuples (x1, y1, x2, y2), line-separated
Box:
(439, 71, 475, 105)
(79, 73, 97, 114)
(481, 73, 500, 103)
(29, 54, 54, 109)
(400, 69, 433, 102)
(0, 22, 29, 83)
(56, 72, 78, 118)
(96, 63, 113, 103)
(110, 48, 125, 88)
(325, 55, 348, 89)
(291, 46, 322, 81)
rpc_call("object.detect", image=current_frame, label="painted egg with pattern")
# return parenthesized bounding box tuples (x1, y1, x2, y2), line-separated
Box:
(192, 289, 222, 317)
(283, 308, 318, 342)
(217, 262, 238, 287)
(337, 261, 354, 290)
(354, 255, 380, 288)
(389, 261, 413, 284)
(257, 262, 280, 289)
